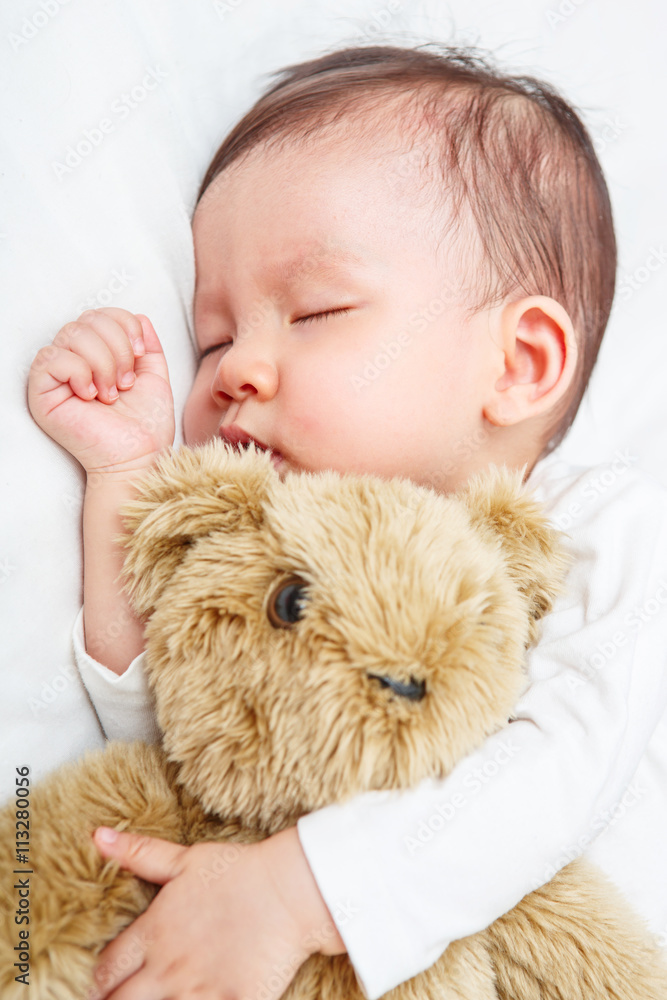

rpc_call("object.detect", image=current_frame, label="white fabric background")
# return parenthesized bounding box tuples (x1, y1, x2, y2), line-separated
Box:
(1, 0, 665, 808)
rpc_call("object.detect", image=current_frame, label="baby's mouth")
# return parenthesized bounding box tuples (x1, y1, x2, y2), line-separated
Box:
(239, 441, 283, 466)
(217, 424, 283, 467)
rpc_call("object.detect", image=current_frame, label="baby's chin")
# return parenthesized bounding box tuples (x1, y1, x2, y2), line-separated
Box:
(183, 424, 304, 481)
(271, 450, 307, 481)
(268, 449, 287, 474)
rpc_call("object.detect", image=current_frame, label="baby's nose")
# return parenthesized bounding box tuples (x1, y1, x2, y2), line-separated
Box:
(210, 343, 279, 404)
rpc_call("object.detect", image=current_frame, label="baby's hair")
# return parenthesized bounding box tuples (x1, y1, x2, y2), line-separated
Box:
(197, 44, 616, 455)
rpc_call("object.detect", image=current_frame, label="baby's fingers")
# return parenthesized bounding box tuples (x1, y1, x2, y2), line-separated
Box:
(87, 307, 146, 359)
(88, 917, 151, 1000)
(55, 313, 135, 402)
(29, 344, 98, 406)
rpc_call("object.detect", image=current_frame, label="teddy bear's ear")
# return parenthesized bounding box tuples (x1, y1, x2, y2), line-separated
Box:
(120, 441, 275, 617)
(456, 466, 570, 642)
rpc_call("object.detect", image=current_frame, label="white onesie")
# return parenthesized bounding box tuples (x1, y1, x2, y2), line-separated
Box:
(74, 449, 667, 999)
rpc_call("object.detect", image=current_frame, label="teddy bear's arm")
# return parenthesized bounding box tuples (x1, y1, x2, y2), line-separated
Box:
(484, 858, 667, 998)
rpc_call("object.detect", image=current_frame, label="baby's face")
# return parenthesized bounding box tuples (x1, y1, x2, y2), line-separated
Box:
(184, 135, 500, 490)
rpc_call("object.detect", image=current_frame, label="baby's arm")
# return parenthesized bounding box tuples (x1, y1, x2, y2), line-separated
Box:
(296, 464, 667, 997)
(28, 308, 174, 674)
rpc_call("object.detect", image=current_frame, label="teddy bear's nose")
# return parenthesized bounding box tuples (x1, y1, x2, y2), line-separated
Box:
(367, 673, 426, 701)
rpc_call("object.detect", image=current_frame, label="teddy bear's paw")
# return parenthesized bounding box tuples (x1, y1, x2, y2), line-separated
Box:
(4, 950, 98, 1000)
(279, 940, 498, 1000)
(486, 859, 667, 999)
(404, 936, 498, 1000)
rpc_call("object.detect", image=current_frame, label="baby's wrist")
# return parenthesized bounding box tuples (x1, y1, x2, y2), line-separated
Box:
(85, 452, 165, 489)
(266, 827, 346, 959)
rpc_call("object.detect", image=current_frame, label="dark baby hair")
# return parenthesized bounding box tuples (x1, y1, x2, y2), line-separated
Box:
(197, 44, 617, 455)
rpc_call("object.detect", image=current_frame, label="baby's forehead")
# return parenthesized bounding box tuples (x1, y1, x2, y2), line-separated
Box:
(209, 124, 453, 251)
(214, 87, 442, 188)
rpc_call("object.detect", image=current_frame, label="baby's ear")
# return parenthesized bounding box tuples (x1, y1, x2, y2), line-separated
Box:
(120, 441, 275, 617)
(457, 466, 570, 642)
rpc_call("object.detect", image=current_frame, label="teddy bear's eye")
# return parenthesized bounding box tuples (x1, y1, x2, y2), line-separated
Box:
(367, 674, 426, 701)
(267, 576, 310, 628)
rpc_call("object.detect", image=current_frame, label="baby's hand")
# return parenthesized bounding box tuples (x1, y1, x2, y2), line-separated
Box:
(28, 308, 175, 477)
(89, 826, 346, 1000)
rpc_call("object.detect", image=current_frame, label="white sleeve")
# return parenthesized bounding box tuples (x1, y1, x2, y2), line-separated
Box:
(297, 459, 667, 1000)
(72, 608, 161, 745)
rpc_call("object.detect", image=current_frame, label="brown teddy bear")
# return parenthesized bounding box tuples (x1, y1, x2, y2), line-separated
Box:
(1, 441, 665, 999)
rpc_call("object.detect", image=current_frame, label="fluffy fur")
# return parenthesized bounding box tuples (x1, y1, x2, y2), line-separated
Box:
(1, 441, 665, 998)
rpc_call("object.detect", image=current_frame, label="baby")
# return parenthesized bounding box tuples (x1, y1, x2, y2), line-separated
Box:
(28, 43, 667, 1000)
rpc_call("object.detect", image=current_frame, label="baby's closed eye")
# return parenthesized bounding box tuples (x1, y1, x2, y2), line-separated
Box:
(292, 307, 353, 324)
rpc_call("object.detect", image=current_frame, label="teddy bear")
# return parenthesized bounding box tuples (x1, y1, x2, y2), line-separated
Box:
(1, 440, 666, 999)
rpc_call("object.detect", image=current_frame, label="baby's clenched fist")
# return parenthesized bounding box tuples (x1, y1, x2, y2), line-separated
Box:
(28, 308, 175, 477)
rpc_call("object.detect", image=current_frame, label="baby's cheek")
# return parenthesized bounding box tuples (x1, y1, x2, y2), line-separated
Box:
(183, 382, 217, 446)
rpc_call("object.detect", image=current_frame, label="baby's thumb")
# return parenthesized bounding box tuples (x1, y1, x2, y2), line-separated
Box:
(134, 314, 171, 382)
(93, 827, 185, 884)
(136, 312, 158, 341)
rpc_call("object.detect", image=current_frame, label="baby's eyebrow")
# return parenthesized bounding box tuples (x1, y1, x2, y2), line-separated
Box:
(269, 244, 372, 285)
